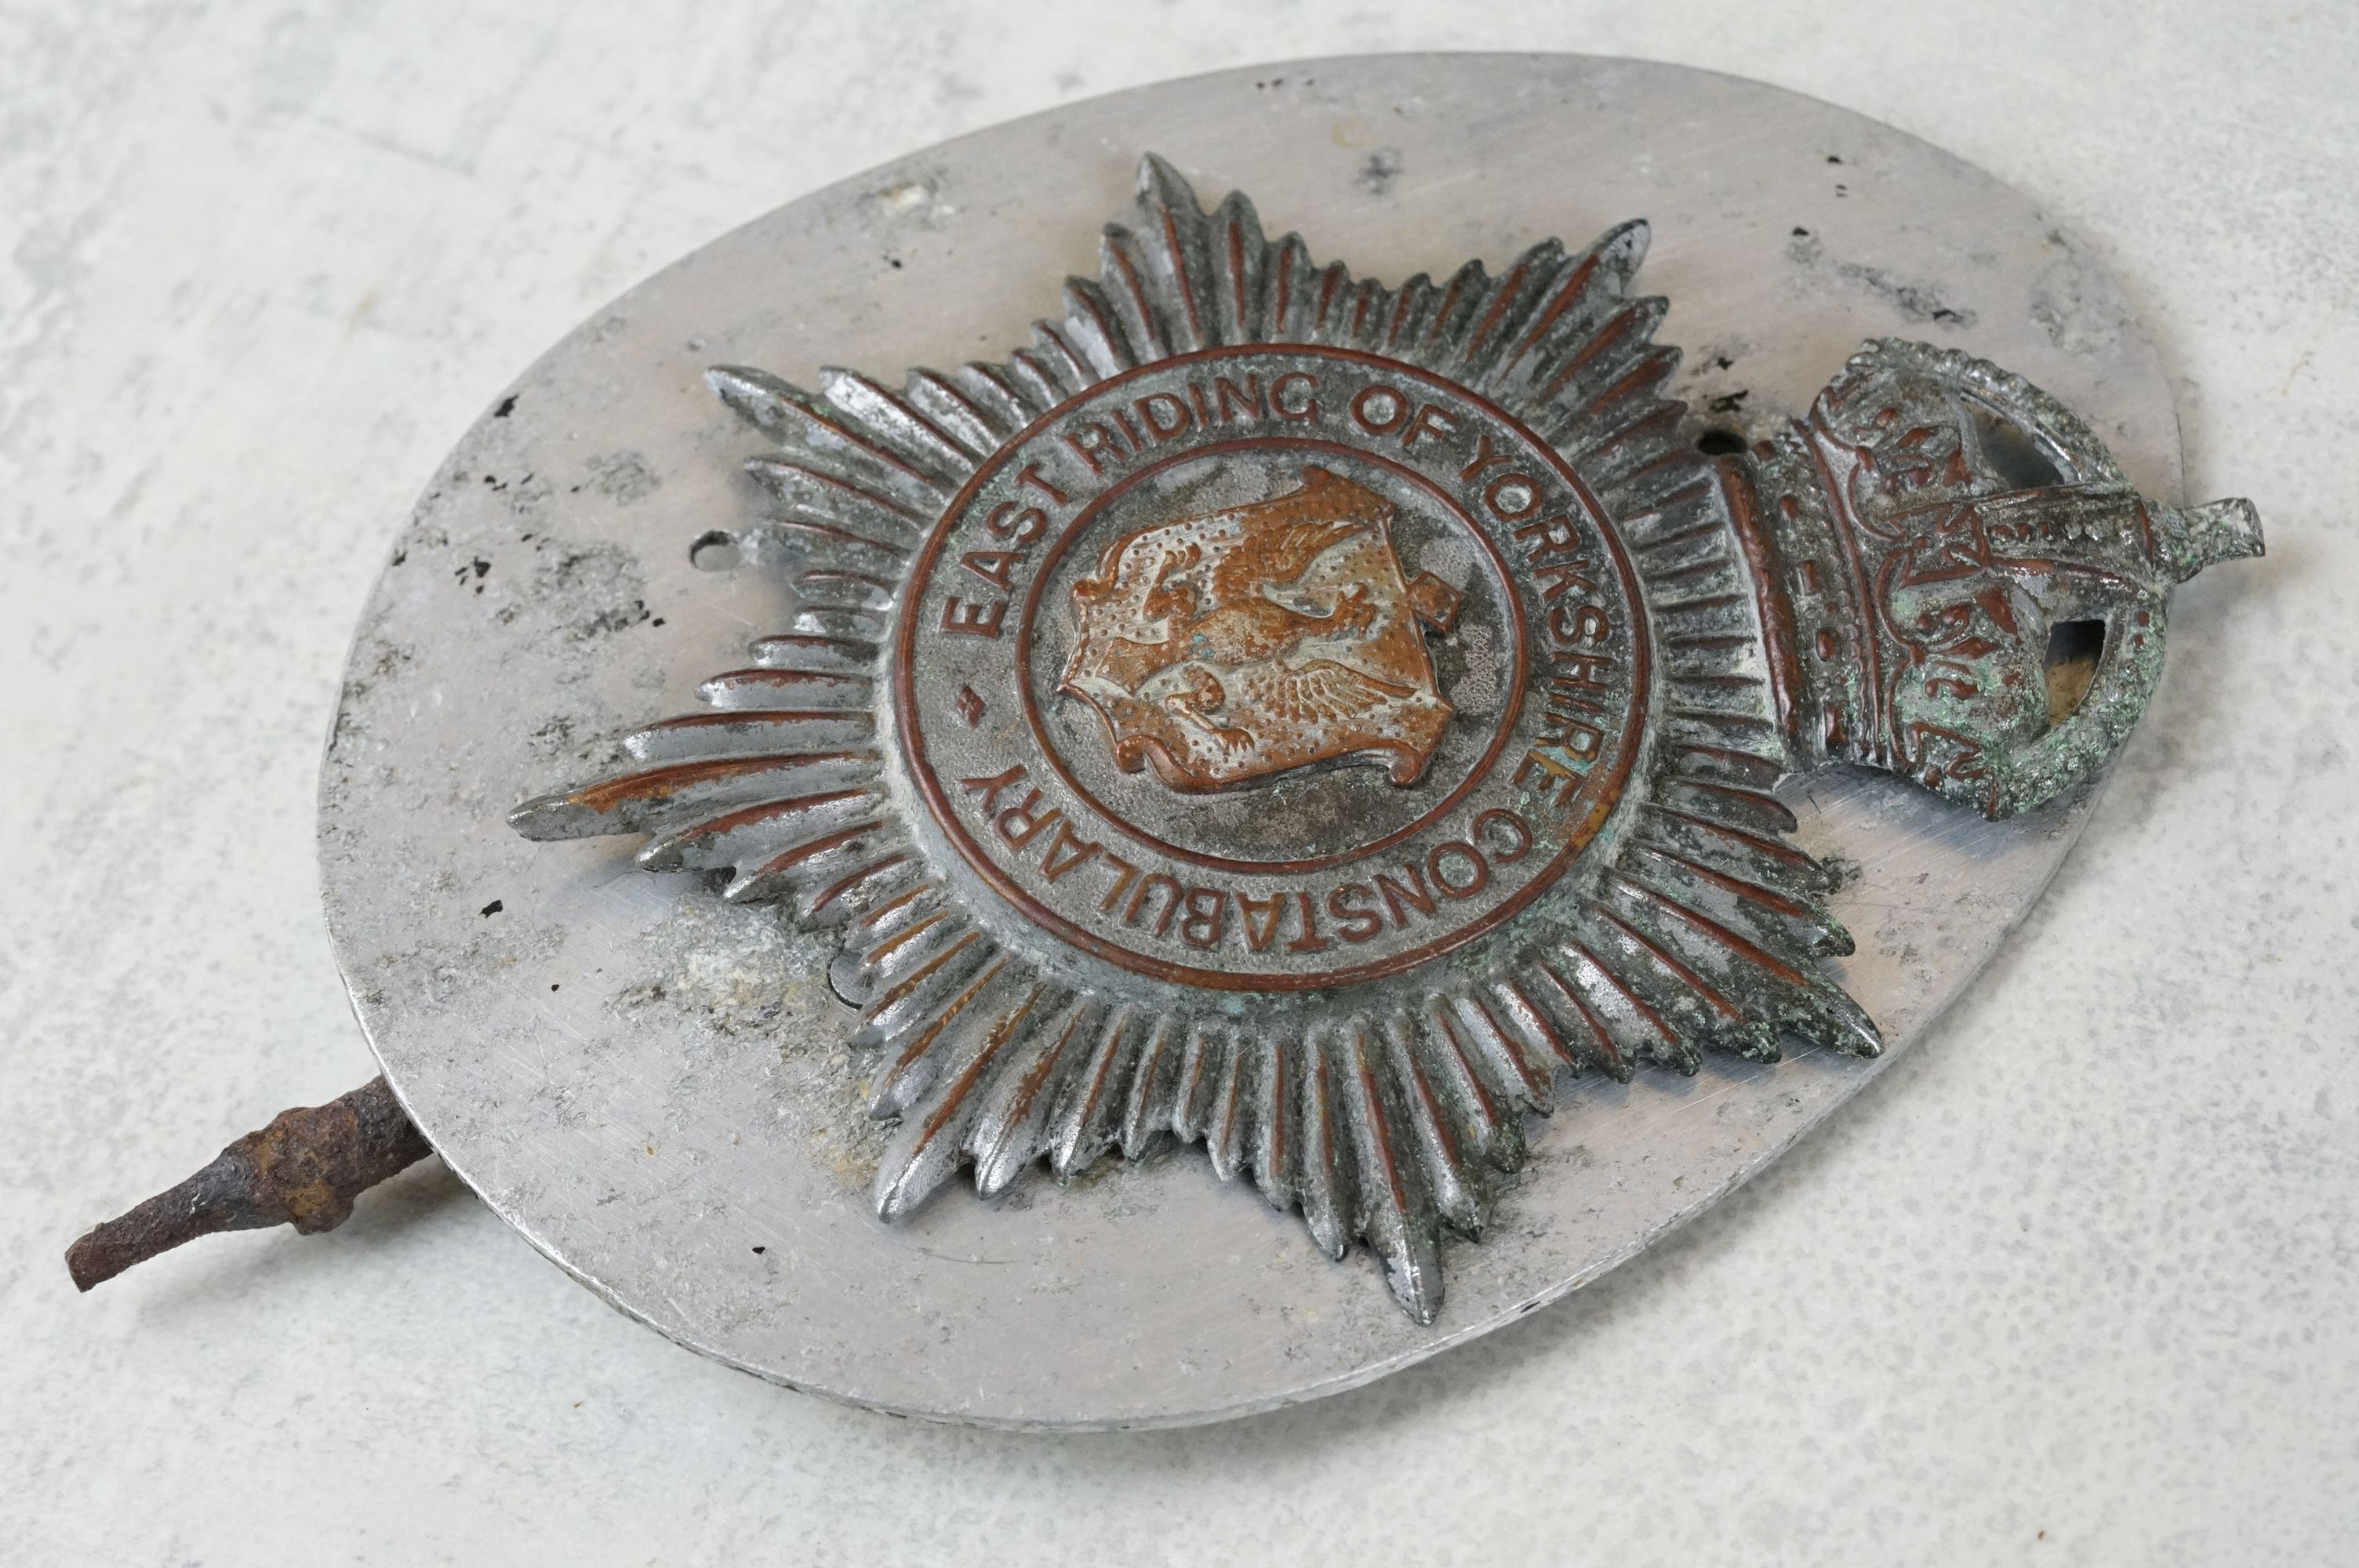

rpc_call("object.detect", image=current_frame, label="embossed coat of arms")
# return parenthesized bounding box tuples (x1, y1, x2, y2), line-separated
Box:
(506, 156, 2260, 1322)
(1062, 465, 1463, 793)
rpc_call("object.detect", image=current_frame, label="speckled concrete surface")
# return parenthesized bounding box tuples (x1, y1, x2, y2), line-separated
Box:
(2, 3, 2352, 1563)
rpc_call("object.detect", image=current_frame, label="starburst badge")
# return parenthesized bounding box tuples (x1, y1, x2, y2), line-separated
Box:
(505, 155, 2259, 1323)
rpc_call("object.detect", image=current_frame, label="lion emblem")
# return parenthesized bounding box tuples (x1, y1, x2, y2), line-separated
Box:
(1059, 466, 1462, 792)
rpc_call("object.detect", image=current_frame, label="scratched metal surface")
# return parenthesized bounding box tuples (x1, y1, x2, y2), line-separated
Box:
(318, 55, 2176, 1428)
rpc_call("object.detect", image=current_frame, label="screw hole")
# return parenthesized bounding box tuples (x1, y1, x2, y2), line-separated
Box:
(690, 530, 741, 572)
(2042, 618, 2106, 728)
(1696, 429, 1747, 457)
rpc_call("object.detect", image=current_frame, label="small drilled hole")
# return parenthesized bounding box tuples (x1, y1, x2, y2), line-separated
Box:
(690, 530, 741, 571)
(1696, 429, 1747, 456)
(2043, 619, 2105, 728)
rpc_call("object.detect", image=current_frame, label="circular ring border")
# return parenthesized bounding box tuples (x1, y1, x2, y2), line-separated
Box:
(893, 343, 1656, 993)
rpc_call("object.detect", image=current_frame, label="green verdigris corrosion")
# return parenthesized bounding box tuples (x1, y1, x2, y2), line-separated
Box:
(1739, 339, 2262, 818)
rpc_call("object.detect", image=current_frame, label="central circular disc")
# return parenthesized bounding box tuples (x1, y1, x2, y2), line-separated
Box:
(896, 347, 1648, 989)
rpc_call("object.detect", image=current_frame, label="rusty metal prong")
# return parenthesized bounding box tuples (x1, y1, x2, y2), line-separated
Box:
(65, 1076, 433, 1293)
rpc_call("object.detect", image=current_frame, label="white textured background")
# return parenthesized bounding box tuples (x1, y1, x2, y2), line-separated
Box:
(3, 3, 2354, 1563)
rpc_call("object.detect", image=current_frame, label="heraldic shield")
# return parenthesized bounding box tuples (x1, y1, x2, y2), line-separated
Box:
(1060, 465, 1464, 793)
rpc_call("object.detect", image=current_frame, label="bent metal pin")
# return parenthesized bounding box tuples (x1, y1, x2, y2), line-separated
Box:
(489, 157, 2260, 1324)
(66, 81, 2260, 1384)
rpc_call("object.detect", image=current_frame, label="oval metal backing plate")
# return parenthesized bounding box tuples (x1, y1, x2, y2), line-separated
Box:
(319, 54, 2179, 1428)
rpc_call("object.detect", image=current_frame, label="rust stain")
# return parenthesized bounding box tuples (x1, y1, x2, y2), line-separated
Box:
(64, 1076, 431, 1292)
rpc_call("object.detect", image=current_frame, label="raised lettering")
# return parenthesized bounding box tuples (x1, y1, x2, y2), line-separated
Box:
(1510, 514, 1579, 551)
(1374, 864, 1437, 926)
(1427, 840, 1489, 898)
(958, 764, 1027, 812)
(1553, 654, 1616, 690)
(1016, 462, 1069, 506)
(1401, 403, 1459, 451)
(941, 597, 1007, 638)
(961, 550, 1020, 591)
(1237, 891, 1286, 952)
(1536, 713, 1605, 760)
(1513, 748, 1583, 807)
(1350, 383, 1406, 435)
(993, 789, 1061, 849)
(1096, 852, 1139, 915)
(1270, 371, 1318, 423)
(984, 502, 1049, 546)
(1548, 600, 1612, 647)
(1327, 883, 1383, 942)
(1558, 602, 1611, 644)
(1136, 391, 1192, 440)
(1284, 890, 1331, 953)
(1125, 873, 1183, 936)
(1038, 819, 1103, 883)
(1483, 472, 1540, 521)
(1062, 421, 1125, 475)
(1457, 430, 1514, 482)
(1531, 554, 1601, 604)
(1213, 374, 1265, 423)
(1176, 887, 1226, 949)
(1474, 808, 1532, 862)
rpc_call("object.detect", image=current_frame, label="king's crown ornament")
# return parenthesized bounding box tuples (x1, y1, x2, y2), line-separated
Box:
(1748, 341, 2262, 816)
